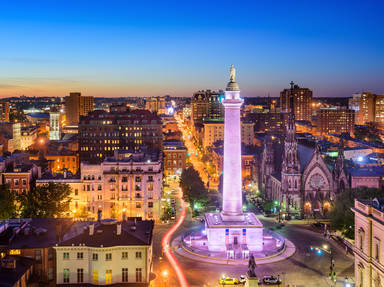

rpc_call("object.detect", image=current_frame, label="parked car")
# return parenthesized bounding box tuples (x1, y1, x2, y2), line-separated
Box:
(263, 275, 281, 285)
(219, 277, 240, 285)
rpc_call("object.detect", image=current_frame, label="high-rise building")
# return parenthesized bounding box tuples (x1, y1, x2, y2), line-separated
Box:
(65, 92, 94, 126)
(145, 97, 166, 114)
(280, 82, 312, 122)
(316, 107, 355, 135)
(79, 108, 162, 163)
(0, 101, 10, 123)
(191, 90, 224, 125)
(353, 92, 384, 126)
(49, 111, 61, 140)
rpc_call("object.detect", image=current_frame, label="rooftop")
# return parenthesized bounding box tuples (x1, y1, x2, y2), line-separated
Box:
(57, 219, 154, 247)
(0, 256, 34, 287)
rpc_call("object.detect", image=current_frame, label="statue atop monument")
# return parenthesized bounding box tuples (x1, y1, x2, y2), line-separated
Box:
(230, 64, 236, 82)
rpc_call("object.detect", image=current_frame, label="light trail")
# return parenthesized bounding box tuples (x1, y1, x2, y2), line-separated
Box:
(161, 190, 189, 287)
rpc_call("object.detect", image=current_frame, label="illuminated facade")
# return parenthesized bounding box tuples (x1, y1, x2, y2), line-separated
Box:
(191, 90, 224, 125)
(65, 92, 94, 126)
(79, 108, 162, 163)
(205, 66, 263, 252)
(163, 140, 187, 177)
(202, 120, 254, 149)
(280, 82, 312, 122)
(316, 107, 355, 135)
(261, 115, 349, 216)
(49, 111, 61, 140)
(352, 199, 384, 287)
(0, 101, 10, 123)
(145, 97, 166, 114)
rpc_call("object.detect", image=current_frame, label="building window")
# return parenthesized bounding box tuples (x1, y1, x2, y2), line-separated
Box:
(122, 252, 128, 259)
(77, 252, 83, 259)
(35, 249, 41, 261)
(74, 189, 78, 196)
(122, 268, 128, 282)
(148, 202, 153, 208)
(105, 270, 112, 284)
(92, 270, 98, 284)
(63, 269, 70, 283)
(48, 248, 53, 260)
(136, 202, 141, 208)
(136, 268, 142, 282)
(148, 183, 153, 191)
(136, 251, 142, 259)
(148, 176, 153, 182)
(135, 176, 141, 182)
(92, 253, 98, 261)
(77, 268, 84, 283)
(22, 179, 27, 186)
(63, 252, 69, 260)
(105, 253, 112, 261)
(14, 179, 19, 186)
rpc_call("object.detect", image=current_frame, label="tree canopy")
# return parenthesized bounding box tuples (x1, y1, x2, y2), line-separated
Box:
(180, 166, 208, 213)
(0, 184, 17, 218)
(330, 187, 383, 239)
(18, 183, 72, 218)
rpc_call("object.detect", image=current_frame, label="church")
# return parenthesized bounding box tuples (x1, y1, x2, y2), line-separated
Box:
(260, 89, 349, 218)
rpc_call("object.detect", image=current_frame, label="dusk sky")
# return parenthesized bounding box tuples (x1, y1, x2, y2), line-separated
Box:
(0, 0, 383, 98)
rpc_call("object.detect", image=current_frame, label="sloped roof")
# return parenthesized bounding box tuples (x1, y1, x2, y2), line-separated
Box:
(57, 220, 154, 247)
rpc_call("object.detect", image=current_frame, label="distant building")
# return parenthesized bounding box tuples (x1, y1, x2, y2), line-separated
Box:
(145, 97, 166, 114)
(315, 107, 355, 135)
(352, 198, 384, 287)
(0, 101, 10, 123)
(49, 111, 61, 140)
(2, 163, 40, 194)
(65, 92, 94, 126)
(0, 122, 21, 152)
(54, 219, 154, 286)
(349, 167, 384, 189)
(20, 126, 39, 150)
(246, 111, 289, 133)
(191, 90, 224, 125)
(30, 150, 79, 175)
(79, 108, 162, 163)
(280, 82, 312, 122)
(354, 92, 384, 126)
(202, 119, 254, 150)
(0, 255, 34, 287)
(163, 140, 187, 177)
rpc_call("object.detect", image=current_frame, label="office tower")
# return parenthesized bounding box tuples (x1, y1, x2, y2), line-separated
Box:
(0, 101, 10, 122)
(65, 92, 94, 126)
(280, 82, 312, 122)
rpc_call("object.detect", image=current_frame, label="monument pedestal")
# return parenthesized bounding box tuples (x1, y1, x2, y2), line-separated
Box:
(245, 276, 259, 287)
(204, 212, 263, 252)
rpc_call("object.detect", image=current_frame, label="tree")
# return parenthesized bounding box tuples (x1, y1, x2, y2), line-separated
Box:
(19, 183, 72, 218)
(330, 187, 383, 239)
(180, 166, 208, 214)
(0, 184, 17, 218)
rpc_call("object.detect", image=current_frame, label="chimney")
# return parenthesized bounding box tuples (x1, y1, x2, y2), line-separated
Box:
(116, 223, 121, 236)
(89, 224, 94, 236)
(64, 171, 67, 179)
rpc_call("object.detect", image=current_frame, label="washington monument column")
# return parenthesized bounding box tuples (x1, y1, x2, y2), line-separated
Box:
(221, 65, 245, 221)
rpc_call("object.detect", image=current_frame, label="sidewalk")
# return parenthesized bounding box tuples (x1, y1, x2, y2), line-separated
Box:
(171, 235, 296, 265)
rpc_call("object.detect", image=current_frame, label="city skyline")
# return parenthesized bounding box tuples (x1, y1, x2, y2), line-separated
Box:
(1, 0, 384, 98)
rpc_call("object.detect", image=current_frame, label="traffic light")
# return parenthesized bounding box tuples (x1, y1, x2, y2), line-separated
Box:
(310, 246, 313, 251)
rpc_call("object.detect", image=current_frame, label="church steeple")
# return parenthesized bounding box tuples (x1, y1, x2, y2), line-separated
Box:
(282, 82, 300, 174)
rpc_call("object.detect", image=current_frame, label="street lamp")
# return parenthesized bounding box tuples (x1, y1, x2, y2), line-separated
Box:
(162, 270, 168, 287)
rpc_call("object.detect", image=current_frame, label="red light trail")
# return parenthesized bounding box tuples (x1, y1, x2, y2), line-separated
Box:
(161, 193, 189, 287)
